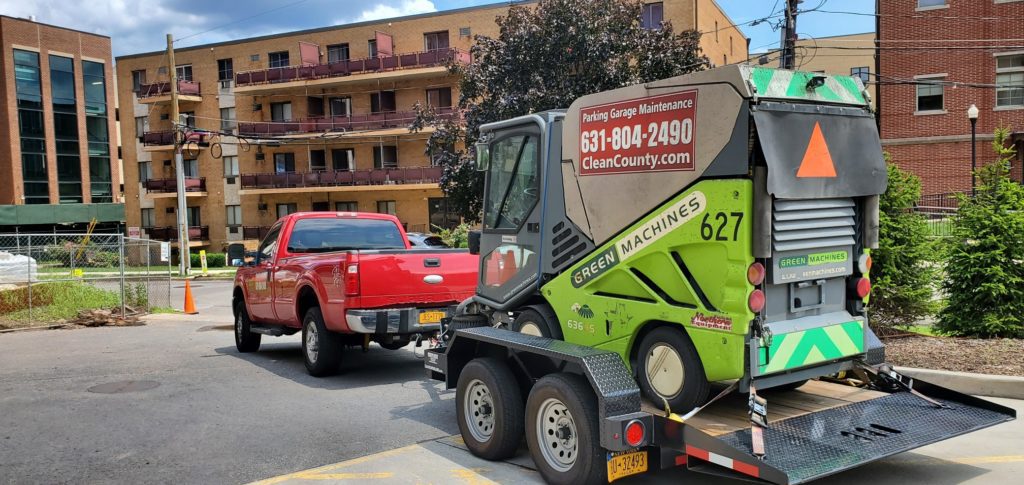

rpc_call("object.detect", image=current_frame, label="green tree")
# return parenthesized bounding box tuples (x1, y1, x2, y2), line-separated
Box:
(870, 158, 937, 330)
(413, 0, 710, 221)
(937, 128, 1024, 338)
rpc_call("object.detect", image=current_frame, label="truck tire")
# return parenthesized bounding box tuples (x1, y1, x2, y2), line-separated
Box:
(233, 301, 261, 353)
(636, 326, 710, 413)
(512, 307, 563, 339)
(456, 358, 524, 460)
(525, 373, 605, 485)
(302, 307, 342, 377)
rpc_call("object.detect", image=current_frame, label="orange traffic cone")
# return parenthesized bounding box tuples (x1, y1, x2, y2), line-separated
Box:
(183, 279, 198, 315)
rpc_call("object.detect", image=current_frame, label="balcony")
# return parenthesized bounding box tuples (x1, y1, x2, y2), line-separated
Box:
(147, 226, 210, 244)
(243, 226, 272, 240)
(238, 166, 442, 195)
(142, 177, 208, 199)
(233, 48, 470, 95)
(238, 108, 454, 137)
(137, 80, 203, 105)
(140, 130, 209, 151)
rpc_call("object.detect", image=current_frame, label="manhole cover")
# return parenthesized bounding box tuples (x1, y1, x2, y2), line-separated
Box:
(197, 325, 233, 332)
(87, 380, 160, 394)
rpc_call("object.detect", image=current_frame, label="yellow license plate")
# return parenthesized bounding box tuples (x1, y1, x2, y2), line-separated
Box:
(418, 311, 445, 324)
(607, 449, 647, 482)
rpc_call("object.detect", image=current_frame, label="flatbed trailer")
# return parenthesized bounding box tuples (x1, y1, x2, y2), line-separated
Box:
(426, 326, 1015, 484)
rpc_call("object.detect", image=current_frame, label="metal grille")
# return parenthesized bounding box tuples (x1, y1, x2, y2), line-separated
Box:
(773, 198, 856, 252)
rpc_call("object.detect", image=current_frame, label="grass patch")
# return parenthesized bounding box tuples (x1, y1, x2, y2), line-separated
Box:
(906, 325, 938, 337)
(149, 306, 180, 314)
(0, 282, 121, 324)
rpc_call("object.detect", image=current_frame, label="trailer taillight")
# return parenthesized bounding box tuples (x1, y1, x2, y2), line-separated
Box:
(748, 289, 766, 313)
(625, 419, 646, 447)
(345, 263, 360, 296)
(854, 277, 871, 299)
(747, 262, 765, 286)
(858, 254, 873, 274)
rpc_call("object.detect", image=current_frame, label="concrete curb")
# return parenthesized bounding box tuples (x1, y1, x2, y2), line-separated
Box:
(895, 366, 1024, 400)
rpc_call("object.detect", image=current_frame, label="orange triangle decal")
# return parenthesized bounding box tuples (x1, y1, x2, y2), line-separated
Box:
(796, 122, 837, 178)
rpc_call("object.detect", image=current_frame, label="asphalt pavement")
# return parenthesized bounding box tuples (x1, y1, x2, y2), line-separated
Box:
(0, 279, 1021, 484)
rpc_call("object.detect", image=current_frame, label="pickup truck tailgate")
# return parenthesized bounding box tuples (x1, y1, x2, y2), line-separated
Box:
(354, 249, 477, 308)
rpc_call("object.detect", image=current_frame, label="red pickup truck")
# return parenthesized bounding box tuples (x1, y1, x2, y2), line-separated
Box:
(232, 212, 478, 376)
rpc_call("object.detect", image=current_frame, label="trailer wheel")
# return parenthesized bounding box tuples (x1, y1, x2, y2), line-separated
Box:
(456, 358, 525, 460)
(302, 307, 342, 377)
(233, 301, 261, 353)
(512, 307, 563, 339)
(636, 327, 710, 413)
(526, 373, 605, 485)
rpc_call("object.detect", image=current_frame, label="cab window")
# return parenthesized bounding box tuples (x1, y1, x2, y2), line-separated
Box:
(483, 134, 539, 230)
(258, 223, 283, 262)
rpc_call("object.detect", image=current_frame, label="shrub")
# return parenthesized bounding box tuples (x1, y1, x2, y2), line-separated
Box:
(434, 223, 471, 249)
(936, 128, 1024, 338)
(870, 159, 938, 331)
(190, 252, 226, 268)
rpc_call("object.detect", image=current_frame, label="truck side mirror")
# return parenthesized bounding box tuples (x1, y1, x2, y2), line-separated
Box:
(468, 230, 481, 255)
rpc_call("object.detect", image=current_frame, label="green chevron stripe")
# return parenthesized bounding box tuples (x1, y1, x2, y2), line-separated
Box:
(760, 320, 865, 374)
(744, 66, 866, 105)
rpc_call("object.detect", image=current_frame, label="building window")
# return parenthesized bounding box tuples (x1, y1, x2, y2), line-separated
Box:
(327, 43, 350, 63)
(715, 21, 719, 41)
(186, 207, 202, 227)
(373, 146, 398, 169)
(135, 116, 149, 137)
(311, 201, 330, 212)
(916, 76, 945, 112)
(220, 107, 236, 131)
(426, 87, 452, 108)
(329, 97, 352, 117)
(277, 203, 298, 219)
(370, 91, 396, 113)
(368, 39, 378, 58)
(376, 200, 396, 215)
(51, 55, 82, 204)
(223, 156, 239, 177)
(641, 2, 664, 30)
(217, 58, 233, 82)
(332, 148, 354, 170)
(424, 31, 450, 51)
(181, 111, 196, 128)
(141, 208, 155, 228)
(996, 54, 1024, 108)
(139, 161, 152, 182)
(275, 153, 296, 173)
(226, 205, 242, 227)
(917, 0, 946, 8)
(429, 197, 460, 230)
(183, 159, 199, 177)
(175, 64, 193, 82)
(851, 66, 870, 84)
(270, 102, 292, 121)
(336, 201, 358, 212)
(310, 150, 327, 171)
(15, 50, 47, 204)
(250, 54, 260, 62)
(131, 69, 146, 92)
(268, 51, 289, 68)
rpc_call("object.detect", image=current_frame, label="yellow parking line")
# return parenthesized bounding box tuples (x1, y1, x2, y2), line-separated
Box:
(898, 455, 1024, 466)
(293, 472, 393, 480)
(450, 467, 494, 485)
(249, 444, 421, 484)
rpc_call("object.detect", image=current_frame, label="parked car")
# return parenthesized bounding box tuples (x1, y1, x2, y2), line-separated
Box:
(407, 232, 448, 248)
(232, 212, 478, 376)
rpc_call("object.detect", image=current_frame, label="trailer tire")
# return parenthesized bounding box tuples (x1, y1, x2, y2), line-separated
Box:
(302, 307, 342, 377)
(233, 301, 261, 353)
(456, 358, 525, 460)
(512, 307, 563, 339)
(636, 327, 710, 413)
(526, 373, 605, 485)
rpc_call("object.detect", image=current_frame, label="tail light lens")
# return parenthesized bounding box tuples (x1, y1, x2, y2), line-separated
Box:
(747, 262, 766, 286)
(625, 419, 646, 447)
(345, 263, 360, 296)
(858, 254, 873, 274)
(748, 289, 766, 313)
(855, 277, 871, 299)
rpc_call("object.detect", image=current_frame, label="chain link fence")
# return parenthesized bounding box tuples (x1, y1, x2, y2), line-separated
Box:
(0, 233, 173, 330)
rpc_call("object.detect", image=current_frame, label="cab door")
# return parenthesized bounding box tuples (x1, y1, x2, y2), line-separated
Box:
(245, 222, 282, 322)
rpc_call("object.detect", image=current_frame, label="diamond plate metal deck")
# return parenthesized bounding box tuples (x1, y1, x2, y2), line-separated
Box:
(713, 392, 1013, 484)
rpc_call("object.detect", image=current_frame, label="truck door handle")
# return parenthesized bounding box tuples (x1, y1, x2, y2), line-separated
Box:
(424, 258, 441, 267)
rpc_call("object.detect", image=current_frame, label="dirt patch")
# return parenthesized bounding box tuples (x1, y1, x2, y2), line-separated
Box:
(883, 335, 1024, 377)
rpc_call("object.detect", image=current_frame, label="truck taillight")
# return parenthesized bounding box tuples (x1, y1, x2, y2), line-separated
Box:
(854, 277, 871, 299)
(345, 263, 360, 296)
(747, 262, 765, 286)
(625, 419, 646, 447)
(748, 289, 765, 313)
(858, 254, 873, 274)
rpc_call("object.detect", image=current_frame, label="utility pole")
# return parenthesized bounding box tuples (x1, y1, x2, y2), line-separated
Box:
(167, 33, 191, 276)
(779, 0, 800, 69)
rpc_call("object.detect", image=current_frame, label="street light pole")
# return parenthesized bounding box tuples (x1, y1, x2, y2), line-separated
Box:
(967, 104, 979, 198)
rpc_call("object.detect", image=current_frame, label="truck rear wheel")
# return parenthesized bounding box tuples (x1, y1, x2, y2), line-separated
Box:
(234, 301, 261, 353)
(302, 307, 341, 377)
(512, 307, 563, 339)
(525, 373, 605, 485)
(636, 327, 709, 413)
(456, 358, 524, 460)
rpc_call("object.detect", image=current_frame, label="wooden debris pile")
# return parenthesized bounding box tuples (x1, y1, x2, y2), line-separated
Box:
(69, 307, 144, 327)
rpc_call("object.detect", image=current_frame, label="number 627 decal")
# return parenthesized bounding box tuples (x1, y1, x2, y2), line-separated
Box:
(700, 212, 744, 241)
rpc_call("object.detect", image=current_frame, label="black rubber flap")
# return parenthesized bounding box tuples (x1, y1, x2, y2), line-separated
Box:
(713, 392, 1012, 484)
(754, 104, 887, 199)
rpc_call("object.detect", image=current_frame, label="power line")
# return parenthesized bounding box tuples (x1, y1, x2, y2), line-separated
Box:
(804, 8, 1024, 21)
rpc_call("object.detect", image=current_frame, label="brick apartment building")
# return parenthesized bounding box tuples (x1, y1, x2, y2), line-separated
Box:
(0, 16, 123, 233)
(879, 0, 1024, 197)
(115, 0, 747, 250)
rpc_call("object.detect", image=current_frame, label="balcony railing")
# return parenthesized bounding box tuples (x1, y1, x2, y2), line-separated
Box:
(234, 48, 471, 87)
(143, 177, 207, 193)
(147, 226, 210, 242)
(243, 226, 272, 240)
(140, 130, 208, 146)
(138, 79, 202, 98)
(237, 108, 454, 136)
(240, 166, 442, 189)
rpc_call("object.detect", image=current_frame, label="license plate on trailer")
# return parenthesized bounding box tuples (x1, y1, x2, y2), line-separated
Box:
(607, 449, 647, 482)
(418, 311, 446, 325)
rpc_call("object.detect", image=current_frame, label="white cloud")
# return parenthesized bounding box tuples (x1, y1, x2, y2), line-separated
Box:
(357, 0, 437, 22)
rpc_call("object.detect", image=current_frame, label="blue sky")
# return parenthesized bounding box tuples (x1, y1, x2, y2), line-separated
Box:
(0, 0, 876, 57)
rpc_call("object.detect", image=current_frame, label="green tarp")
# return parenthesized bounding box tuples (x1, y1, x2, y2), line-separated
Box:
(0, 203, 125, 226)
